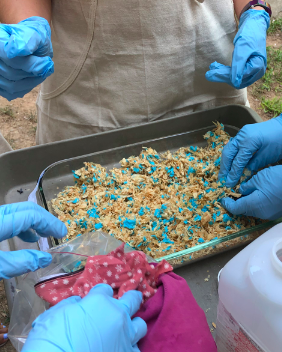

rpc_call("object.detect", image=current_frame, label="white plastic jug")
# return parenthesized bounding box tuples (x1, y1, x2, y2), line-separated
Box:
(216, 223, 282, 352)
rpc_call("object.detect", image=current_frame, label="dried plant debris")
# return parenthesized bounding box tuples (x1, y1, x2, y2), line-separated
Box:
(52, 123, 260, 259)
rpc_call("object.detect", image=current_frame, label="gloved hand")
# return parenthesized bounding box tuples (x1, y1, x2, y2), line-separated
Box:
(0, 201, 67, 279)
(0, 16, 53, 101)
(205, 9, 270, 89)
(218, 115, 282, 188)
(22, 284, 147, 352)
(221, 165, 282, 220)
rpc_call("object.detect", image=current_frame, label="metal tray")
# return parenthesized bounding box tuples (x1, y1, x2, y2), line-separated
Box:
(0, 105, 272, 313)
(37, 108, 281, 268)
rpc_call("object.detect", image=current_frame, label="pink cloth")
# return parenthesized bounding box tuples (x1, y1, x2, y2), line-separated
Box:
(35, 247, 216, 351)
(135, 272, 217, 352)
(35, 244, 173, 306)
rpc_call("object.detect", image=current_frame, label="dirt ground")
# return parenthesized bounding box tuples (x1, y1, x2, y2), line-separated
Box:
(0, 281, 13, 352)
(0, 87, 39, 150)
(0, 25, 281, 352)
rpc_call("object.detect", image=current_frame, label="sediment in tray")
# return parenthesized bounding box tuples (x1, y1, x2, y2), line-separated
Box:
(52, 123, 261, 259)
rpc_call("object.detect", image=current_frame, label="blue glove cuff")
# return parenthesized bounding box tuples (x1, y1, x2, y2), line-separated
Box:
(240, 9, 270, 30)
(18, 16, 51, 37)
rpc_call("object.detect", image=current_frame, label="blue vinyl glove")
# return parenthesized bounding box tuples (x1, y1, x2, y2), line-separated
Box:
(0, 16, 53, 101)
(0, 202, 67, 279)
(218, 115, 282, 188)
(221, 165, 282, 220)
(205, 9, 270, 89)
(22, 284, 147, 352)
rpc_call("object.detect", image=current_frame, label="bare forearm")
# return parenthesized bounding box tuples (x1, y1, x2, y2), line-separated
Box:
(233, 0, 264, 18)
(0, 0, 51, 24)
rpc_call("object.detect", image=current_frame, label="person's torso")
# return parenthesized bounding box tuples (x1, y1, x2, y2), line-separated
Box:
(37, 0, 246, 143)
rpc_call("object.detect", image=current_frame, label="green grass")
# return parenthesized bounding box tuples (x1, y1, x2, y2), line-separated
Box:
(258, 46, 282, 118)
(0, 106, 14, 118)
(28, 111, 37, 123)
(253, 47, 282, 94)
(268, 18, 282, 35)
(6, 137, 16, 149)
(261, 97, 282, 117)
(30, 126, 37, 134)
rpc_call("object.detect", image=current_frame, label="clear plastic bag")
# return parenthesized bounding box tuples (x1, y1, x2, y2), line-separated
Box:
(8, 231, 155, 351)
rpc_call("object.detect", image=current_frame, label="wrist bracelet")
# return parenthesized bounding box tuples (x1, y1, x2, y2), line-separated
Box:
(239, 0, 272, 19)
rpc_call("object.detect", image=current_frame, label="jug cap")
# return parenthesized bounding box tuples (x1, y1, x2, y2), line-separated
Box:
(271, 238, 282, 275)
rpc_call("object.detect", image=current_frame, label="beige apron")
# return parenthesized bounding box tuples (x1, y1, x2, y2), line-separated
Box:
(36, 0, 247, 144)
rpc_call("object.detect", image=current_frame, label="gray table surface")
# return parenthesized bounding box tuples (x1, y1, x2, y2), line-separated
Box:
(175, 246, 245, 338)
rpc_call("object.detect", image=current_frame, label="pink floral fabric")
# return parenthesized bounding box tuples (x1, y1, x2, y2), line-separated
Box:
(35, 244, 173, 306)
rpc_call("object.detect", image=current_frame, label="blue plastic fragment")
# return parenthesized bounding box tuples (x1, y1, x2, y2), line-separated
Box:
(166, 166, 174, 177)
(123, 219, 136, 229)
(214, 157, 221, 167)
(198, 238, 205, 243)
(95, 223, 103, 230)
(154, 209, 161, 218)
(74, 261, 81, 268)
(223, 214, 233, 223)
(68, 198, 79, 204)
(151, 177, 158, 183)
(187, 167, 196, 176)
(152, 221, 157, 230)
(87, 208, 99, 218)
(79, 219, 88, 229)
(190, 199, 198, 209)
(72, 171, 80, 179)
(162, 233, 174, 244)
(81, 184, 87, 194)
(163, 246, 172, 251)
